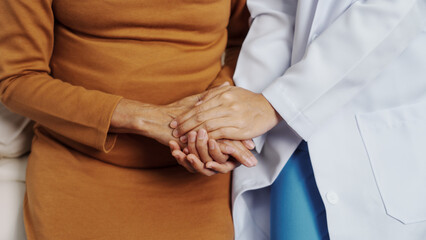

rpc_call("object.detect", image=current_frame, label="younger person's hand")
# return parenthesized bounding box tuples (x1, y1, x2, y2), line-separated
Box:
(170, 86, 281, 141)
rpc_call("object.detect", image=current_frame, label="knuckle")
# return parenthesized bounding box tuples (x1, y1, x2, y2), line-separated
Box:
(230, 104, 240, 112)
(195, 113, 205, 123)
(221, 92, 233, 101)
(195, 106, 204, 114)
(204, 121, 214, 131)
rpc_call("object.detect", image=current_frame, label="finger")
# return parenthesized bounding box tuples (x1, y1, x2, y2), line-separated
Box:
(179, 135, 188, 144)
(169, 140, 181, 152)
(218, 140, 257, 167)
(208, 139, 229, 164)
(186, 131, 199, 158)
(169, 85, 231, 128)
(174, 92, 204, 108)
(208, 127, 245, 141)
(171, 95, 222, 135)
(232, 141, 258, 167)
(183, 147, 189, 155)
(172, 150, 196, 173)
(170, 141, 192, 171)
(173, 108, 231, 137)
(187, 154, 217, 177)
(196, 129, 213, 163)
(205, 160, 240, 174)
(242, 139, 255, 150)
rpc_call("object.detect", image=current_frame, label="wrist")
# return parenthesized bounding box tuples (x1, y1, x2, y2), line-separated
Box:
(110, 98, 154, 133)
(258, 93, 281, 129)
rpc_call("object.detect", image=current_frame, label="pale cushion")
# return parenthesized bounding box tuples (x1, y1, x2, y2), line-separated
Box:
(0, 103, 32, 158)
(0, 181, 27, 240)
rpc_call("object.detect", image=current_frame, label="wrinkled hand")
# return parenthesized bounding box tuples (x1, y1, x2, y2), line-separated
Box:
(110, 93, 202, 146)
(169, 129, 257, 176)
(170, 86, 281, 140)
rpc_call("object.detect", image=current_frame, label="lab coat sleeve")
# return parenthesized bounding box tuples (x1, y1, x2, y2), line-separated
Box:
(233, 0, 298, 152)
(262, 0, 426, 140)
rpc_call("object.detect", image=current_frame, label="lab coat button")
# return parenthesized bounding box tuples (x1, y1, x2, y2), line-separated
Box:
(326, 191, 339, 205)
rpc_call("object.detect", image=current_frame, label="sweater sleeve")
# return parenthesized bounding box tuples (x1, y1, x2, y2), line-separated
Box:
(0, 0, 123, 152)
(208, 0, 250, 88)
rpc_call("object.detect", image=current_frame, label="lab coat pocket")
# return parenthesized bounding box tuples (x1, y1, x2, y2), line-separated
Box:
(356, 101, 426, 224)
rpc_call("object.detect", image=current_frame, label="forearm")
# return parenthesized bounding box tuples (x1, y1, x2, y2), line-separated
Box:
(0, 0, 125, 152)
(0, 73, 122, 152)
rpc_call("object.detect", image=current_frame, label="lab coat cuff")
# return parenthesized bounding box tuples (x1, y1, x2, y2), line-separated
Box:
(262, 82, 315, 141)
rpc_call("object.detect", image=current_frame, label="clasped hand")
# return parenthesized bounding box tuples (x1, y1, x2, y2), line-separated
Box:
(111, 84, 280, 176)
(168, 84, 281, 176)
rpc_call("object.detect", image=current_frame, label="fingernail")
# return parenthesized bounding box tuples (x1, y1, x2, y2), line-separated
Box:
(188, 132, 196, 143)
(247, 141, 255, 149)
(170, 120, 177, 128)
(221, 82, 230, 87)
(206, 162, 213, 168)
(198, 129, 206, 140)
(172, 129, 179, 137)
(195, 101, 203, 106)
(208, 140, 215, 150)
(180, 135, 187, 143)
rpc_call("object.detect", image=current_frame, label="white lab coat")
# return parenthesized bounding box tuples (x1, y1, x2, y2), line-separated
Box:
(232, 0, 426, 239)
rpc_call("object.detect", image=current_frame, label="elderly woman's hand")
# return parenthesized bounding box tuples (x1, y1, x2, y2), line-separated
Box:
(183, 128, 256, 165)
(169, 129, 257, 176)
(170, 86, 282, 141)
(110, 93, 202, 146)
